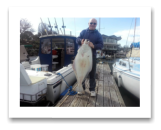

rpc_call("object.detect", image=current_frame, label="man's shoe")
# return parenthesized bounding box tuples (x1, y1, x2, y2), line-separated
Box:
(90, 91, 96, 96)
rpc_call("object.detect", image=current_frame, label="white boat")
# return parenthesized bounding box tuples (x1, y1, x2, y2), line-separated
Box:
(112, 17, 140, 99)
(20, 63, 76, 104)
(112, 57, 140, 98)
(20, 61, 76, 106)
(20, 25, 83, 106)
(20, 45, 76, 105)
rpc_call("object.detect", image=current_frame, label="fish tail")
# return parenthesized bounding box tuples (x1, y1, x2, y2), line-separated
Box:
(77, 84, 85, 95)
(78, 84, 84, 92)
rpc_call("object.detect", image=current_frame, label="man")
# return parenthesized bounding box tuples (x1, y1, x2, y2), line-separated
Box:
(76, 18, 103, 96)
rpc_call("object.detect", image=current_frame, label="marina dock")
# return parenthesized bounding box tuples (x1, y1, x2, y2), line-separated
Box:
(56, 63, 125, 107)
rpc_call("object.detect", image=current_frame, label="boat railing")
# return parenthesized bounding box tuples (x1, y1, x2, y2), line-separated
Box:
(20, 88, 47, 104)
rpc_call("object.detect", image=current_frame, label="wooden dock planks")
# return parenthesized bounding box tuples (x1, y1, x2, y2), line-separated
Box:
(104, 76, 112, 107)
(55, 83, 77, 107)
(95, 80, 103, 107)
(112, 76, 126, 107)
(78, 79, 90, 107)
(56, 63, 125, 107)
(86, 79, 98, 107)
(69, 79, 90, 107)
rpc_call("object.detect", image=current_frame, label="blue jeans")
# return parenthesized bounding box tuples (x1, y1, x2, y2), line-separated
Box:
(82, 56, 96, 91)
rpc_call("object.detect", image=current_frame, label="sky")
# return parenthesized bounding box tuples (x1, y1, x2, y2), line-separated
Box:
(23, 17, 140, 47)
(8, 6, 151, 118)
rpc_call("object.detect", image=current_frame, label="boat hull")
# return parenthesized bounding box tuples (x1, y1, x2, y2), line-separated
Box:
(46, 70, 76, 104)
(23, 65, 76, 104)
(113, 65, 140, 99)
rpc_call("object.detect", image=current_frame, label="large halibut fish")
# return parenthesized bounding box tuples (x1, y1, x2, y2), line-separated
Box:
(72, 39, 93, 94)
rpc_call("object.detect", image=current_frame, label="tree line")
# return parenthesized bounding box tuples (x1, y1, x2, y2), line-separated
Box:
(20, 18, 57, 56)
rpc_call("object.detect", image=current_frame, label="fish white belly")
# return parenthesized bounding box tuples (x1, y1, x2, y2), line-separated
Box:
(72, 39, 93, 94)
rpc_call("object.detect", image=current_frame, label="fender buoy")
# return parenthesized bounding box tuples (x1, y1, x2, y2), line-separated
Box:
(118, 75, 122, 87)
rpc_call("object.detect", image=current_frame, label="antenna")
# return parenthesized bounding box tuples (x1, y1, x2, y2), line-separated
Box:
(48, 18, 53, 34)
(98, 18, 104, 33)
(62, 18, 66, 35)
(54, 18, 59, 34)
(40, 18, 48, 35)
(60, 28, 63, 34)
(99, 18, 100, 32)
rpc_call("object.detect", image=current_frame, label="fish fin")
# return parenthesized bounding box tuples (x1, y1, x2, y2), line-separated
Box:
(85, 71, 90, 79)
(72, 60, 76, 71)
(81, 73, 89, 86)
(72, 60, 78, 77)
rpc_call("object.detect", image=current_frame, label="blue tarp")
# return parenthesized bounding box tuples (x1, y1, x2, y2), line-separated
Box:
(131, 42, 140, 48)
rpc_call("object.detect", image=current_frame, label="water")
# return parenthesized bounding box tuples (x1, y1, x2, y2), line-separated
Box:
(97, 58, 140, 107)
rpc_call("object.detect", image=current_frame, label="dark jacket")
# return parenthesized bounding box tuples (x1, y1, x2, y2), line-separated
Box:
(76, 28, 103, 56)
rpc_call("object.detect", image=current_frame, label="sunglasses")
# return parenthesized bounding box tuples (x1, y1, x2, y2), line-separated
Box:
(90, 22, 97, 25)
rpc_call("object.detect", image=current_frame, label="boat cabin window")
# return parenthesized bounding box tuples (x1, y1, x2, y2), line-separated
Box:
(41, 38, 51, 54)
(119, 61, 122, 65)
(130, 65, 133, 68)
(52, 38, 64, 49)
(122, 62, 126, 67)
(66, 38, 74, 55)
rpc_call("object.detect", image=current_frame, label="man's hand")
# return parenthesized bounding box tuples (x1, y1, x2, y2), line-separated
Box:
(88, 42, 94, 49)
(81, 39, 84, 45)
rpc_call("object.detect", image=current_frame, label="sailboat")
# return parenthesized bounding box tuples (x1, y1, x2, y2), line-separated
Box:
(112, 18, 140, 99)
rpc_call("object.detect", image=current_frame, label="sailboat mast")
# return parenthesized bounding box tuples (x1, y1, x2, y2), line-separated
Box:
(133, 18, 137, 44)
(128, 18, 137, 71)
(126, 18, 134, 46)
(130, 18, 137, 56)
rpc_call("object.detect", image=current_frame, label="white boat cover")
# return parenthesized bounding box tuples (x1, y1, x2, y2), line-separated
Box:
(20, 64, 47, 101)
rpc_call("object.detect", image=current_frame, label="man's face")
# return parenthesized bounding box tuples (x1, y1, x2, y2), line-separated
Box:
(88, 19, 97, 30)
